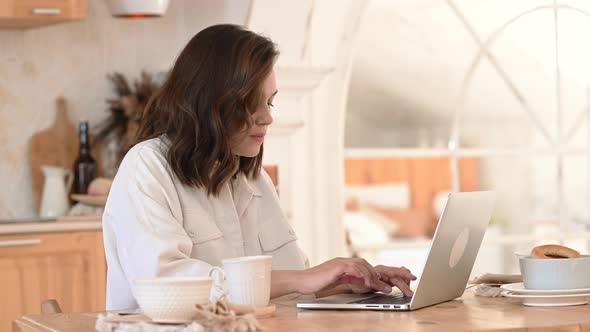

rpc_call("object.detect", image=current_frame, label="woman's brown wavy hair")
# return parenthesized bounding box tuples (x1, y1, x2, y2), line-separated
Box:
(136, 24, 279, 196)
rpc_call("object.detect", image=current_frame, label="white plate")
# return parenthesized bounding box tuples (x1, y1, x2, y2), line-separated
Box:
(500, 282, 590, 295)
(502, 291, 590, 307)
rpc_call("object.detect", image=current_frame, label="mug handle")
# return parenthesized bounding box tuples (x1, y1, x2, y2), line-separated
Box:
(208, 266, 227, 302)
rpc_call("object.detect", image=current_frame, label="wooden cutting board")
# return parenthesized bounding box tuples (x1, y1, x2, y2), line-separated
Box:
(29, 97, 101, 212)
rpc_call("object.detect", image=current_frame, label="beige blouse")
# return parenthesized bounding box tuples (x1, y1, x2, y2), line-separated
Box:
(103, 137, 308, 310)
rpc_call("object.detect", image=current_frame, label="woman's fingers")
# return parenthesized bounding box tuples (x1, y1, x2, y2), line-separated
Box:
(317, 259, 418, 295)
(388, 276, 413, 297)
(359, 264, 392, 292)
(339, 261, 368, 283)
(336, 260, 373, 289)
(354, 260, 378, 288)
(351, 264, 370, 287)
(334, 274, 366, 288)
(400, 266, 416, 280)
(375, 279, 392, 293)
(376, 265, 417, 282)
(347, 260, 392, 293)
(374, 265, 417, 296)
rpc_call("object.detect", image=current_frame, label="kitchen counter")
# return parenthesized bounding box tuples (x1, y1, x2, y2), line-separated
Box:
(0, 218, 101, 235)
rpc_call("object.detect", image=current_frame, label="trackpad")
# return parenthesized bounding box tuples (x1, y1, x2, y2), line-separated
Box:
(309, 293, 377, 304)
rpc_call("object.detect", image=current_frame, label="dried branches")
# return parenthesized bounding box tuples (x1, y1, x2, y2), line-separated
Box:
(94, 71, 162, 165)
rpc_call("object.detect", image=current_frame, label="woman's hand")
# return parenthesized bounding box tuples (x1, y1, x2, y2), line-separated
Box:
(296, 258, 397, 295)
(348, 265, 417, 297)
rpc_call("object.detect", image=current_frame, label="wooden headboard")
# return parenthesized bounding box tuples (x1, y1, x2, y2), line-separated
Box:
(344, 157, 479, 212)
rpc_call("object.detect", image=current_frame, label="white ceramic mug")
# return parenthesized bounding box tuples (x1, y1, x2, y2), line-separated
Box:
(210, 255, 272, 307)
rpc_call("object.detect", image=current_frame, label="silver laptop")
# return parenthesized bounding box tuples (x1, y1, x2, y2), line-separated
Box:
(297, 191, 495, 311)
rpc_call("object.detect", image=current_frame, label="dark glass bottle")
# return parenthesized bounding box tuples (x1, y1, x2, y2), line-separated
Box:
(72, 121, 97, 195)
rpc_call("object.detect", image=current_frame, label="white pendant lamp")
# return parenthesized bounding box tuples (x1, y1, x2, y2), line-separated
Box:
(107, 0, 170, 18)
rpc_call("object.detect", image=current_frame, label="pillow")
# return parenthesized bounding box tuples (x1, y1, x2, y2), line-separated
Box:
(433, 191, 450, 219)
(345, 183, 410, 210)
(364, 204, 436, 238)
(343, 210, 399, 247)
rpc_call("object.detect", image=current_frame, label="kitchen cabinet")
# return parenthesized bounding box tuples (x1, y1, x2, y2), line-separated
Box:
(0, 231, 105, 332)
(0, 0, 86, 29)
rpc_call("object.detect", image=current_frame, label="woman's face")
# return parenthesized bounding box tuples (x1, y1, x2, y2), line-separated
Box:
(231, 68, 277, 157)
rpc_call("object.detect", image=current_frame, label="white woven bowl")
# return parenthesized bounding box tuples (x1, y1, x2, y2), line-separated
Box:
(134, 277, 213, 323)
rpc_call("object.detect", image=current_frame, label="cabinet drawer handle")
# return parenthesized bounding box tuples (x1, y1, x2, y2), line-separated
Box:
(31, 8, 62, 16)
(0, 239, 43, 247)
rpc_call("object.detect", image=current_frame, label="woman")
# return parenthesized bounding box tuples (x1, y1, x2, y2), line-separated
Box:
(103, 24, 416, 310)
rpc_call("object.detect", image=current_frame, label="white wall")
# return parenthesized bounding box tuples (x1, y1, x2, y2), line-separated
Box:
(0, 0, 250, 219)
(249, 0, 370, 264)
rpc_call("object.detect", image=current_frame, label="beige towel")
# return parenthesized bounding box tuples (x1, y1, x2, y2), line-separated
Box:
(469, 273, 523, 297)
(469, 273, 522, 285)
(95, 298, 262, 332)
(193, 299, 261, 332)
(95, 313, 205, 332)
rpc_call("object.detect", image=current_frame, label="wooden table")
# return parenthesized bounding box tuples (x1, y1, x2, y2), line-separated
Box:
(12, 290, 590, 332)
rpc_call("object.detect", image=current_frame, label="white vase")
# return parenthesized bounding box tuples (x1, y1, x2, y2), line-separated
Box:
(39, 165, 73, 218)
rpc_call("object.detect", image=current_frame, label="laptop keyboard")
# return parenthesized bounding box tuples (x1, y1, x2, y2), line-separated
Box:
(350, 293, 412, 305)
